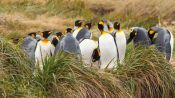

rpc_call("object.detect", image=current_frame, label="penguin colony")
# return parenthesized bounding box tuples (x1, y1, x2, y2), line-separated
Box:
(22, 20, 174, 70)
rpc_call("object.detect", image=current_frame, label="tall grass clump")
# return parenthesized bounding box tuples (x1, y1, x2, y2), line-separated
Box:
(0, 37, 35, 98)
(34, 52, 130, 98)
(0, 38, 130, 98)
(114, 46, 175, 98)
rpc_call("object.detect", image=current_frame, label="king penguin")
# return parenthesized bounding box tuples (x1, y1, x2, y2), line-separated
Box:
(54, 32, 65, 54)
(148, 26, 174, 61)
(98, 21, 118, 69)
(59, 27, 81, 55)
(72, 20, 83, 38)
(51, 32, 64, 48)
(79, 22, 98, 65)
(22, 32, 37, 62)
(35, 31, 55, 70)
(73, 20, 91, 42)
(127, 27, 151, 47)
(113, 21, 126, 64)
(79, 21, 97, 65)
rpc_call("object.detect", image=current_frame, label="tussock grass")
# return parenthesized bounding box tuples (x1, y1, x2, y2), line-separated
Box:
(1, 37, 175, 98)
(114, 46, 175, 98)
(0, 37, 35, 98)
(0, 38, 130, 98)
(34, 52, 130, 98)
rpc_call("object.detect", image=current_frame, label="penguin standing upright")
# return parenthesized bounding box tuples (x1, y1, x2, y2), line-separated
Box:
(22, 32, 37, 62)
(127, 27, 151, 47)
(35, 31, 55, 70)
(113, 21, 126, 64)
(73, 20, 91, 42)
(59, 27, 81, 55)
(54, 32, 65, 54)
(73, 20, 83, 38)
(79, 21, 98, 65)
(148, 26, 174, 61)
(97, 21, 118, 69)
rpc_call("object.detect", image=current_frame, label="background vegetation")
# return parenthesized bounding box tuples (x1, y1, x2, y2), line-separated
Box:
(0, 0, 175, 38)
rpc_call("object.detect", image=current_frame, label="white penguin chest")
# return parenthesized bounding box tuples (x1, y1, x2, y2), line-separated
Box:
(73, 29, 81, 38)
(99, 34, 117, 58)
(79, 39, 98, 64)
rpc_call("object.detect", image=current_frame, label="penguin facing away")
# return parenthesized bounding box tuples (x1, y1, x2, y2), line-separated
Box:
(148, 26, 174, 61)
(113, 21, 126, 64)
(54, 32, 64, 54)
(98, 21, 118, 69)
(22, 32, 37, 62)
(127, 27, 151, 47)
(35, 31, 55, 70)
(59, 27, 81, 55)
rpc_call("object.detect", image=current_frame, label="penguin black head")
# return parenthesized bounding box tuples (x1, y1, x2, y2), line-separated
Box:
(75, 20, 83, 27)
(148, 28, 157, 42)
(28, 32, 36, 38)
(51, 37, 58, 47)
(66, 27, 73, 33)
(85, 22, 92, 30)
(56, 32, 63, 37)
(98, 21, 104, 31)
(129, 27, 138, 38)
(114, 21, 120, 30)
(42, 31, 52, 39)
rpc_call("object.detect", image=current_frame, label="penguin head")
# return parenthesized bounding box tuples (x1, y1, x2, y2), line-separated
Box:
(75, 20, 83, 27)
(85, 22, 92, 30)
(129, 27, 138, 38)
(66, 27, 73, 33)
(51, 37, 58, 47)
(148, 28, 157, 42)
(28, 32, 36, 38)
(98, 21, 104, 31)
(41, 31, 52, 39)
(56, 32, 63, 38)
(114, 21, 120, 30)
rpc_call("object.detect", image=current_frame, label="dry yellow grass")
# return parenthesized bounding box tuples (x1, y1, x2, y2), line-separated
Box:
(0, 0, 174, 38)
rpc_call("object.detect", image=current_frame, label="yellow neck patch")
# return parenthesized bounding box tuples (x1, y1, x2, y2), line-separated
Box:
(77, 27, 82, 30)
(102, 31, 108, 35)
(118, 29, 123, 33)
(41, 39, 49, 44)
(109, 28, 114, 32)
